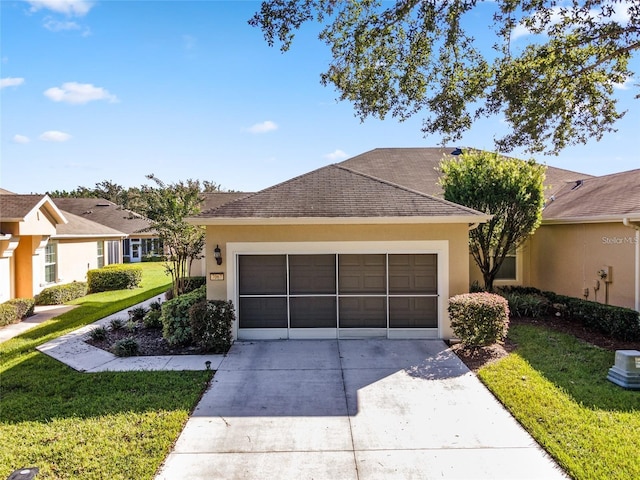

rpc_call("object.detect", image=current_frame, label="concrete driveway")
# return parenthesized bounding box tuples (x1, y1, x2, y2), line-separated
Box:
(156, 339, 566, 479)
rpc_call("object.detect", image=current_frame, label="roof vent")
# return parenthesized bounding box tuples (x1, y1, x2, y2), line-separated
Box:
(83, 210, 93, 215)
(571, 180, 584, 190)
(96, 203, 111, 207)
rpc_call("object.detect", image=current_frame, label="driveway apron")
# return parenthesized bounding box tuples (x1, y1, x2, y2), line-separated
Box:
(156, 339, 566, 480)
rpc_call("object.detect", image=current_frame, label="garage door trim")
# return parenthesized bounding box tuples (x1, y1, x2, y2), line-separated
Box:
(227, 241, 449, 340)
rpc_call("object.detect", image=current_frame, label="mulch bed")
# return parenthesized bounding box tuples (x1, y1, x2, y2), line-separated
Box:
(452, 315, 639, 372)
(86, 324, 204, 356)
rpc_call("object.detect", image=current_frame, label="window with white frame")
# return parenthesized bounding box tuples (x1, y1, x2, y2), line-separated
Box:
(44, 242, 57, 283)
(97, 241, 105, 268)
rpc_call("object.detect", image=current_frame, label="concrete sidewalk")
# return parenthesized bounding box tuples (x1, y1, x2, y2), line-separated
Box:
(156, 339, 567, 480)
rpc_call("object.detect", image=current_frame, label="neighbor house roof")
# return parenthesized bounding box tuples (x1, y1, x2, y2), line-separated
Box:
(542, 169, 640, 223)
(0, 194, 67, 224)
(54, 210, 127, 238)
(339, 147, 591, 199)
(191, 163, 489, 224)
(51, 198, 151, 235)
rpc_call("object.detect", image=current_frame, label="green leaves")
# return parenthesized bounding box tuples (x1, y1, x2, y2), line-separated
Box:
(251, 0, 639, 154)
(440, 149, 546, 290)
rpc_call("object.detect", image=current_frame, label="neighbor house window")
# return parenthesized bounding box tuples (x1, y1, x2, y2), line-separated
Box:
(97, 241, 104, 268)
(495, 247, 517, 280)
(44, 242, 57, 283)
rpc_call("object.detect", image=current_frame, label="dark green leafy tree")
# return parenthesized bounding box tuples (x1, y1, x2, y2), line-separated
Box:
(439, 149, 546, 291)
(250, 0, 638, 154)
(140, 175, 206, 297)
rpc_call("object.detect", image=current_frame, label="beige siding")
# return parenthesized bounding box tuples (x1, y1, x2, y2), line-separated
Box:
(529, 223, 637, 309)
(56, 239, 100, 285)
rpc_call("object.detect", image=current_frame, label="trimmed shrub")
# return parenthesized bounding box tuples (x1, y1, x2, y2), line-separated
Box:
(161, 285, 206, 346)
(189, 299, 235, 353)
(543, 291, 640, 341)
(181, 276, 206, 294)
(449, 293, 510, 347)
(143, 309, 163, 329)
(112, 337, 139, 357)
(6, 297, 36, 319)
(35, 282, 87, 305)
(500, 292, 550, 318)
(87, 265, 142, 293)
(0, 303, 19, 327)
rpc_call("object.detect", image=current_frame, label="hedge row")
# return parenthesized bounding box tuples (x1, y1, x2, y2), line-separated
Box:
(87, 265, 143, 293)
(0, 297, 36, 326)
(498, 286, 640, 341)
(36, 282, 87, 305)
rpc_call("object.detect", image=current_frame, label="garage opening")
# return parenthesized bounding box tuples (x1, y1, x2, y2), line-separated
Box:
(237, 253, 438, 338)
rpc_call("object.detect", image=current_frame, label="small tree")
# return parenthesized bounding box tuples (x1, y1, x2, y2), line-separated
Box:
(140, 175, 206, 297)
(440, 149, 546, 291)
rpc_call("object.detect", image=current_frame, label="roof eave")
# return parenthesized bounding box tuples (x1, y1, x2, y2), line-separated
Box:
(187, 215, 491, 226)
(52, 234, 127, 239)
(542, 213, 640, 225)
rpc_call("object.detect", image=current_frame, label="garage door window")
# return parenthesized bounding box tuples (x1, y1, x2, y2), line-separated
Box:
(238, 253, 438, 330)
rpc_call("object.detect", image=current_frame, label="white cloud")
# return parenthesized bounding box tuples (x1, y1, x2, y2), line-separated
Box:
(43, 17, 80, 31)
(39, 130, 72, 142)
(324, 149, 348, 161)
(26, 0, 94, 17)
(44, 82, 118, 104)
(613, 77, 634, 90)
(1, 77, 25, 89)
(13, 134, 30, 144)
(247, 120, 278, 134)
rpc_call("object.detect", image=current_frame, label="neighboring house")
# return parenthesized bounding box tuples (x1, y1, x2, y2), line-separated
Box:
(0, 192, 124, 302)
(51, 198, 157, 263)
(189, 147, 639, 341)
(528, 169, 640, 311)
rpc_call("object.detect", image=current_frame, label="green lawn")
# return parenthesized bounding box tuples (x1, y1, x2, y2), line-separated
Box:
(478, 324, 640, 480)
(0, 263, 212, 479)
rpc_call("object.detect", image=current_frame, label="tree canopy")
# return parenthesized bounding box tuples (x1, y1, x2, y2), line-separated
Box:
(250, 0, 639, 155)
(439, 150, 546, 291)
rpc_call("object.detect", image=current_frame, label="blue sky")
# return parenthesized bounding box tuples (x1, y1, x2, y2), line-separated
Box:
(1, 0, 639, 195)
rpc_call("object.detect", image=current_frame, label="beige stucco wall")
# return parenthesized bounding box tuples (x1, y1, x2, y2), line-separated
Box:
(468, 239, 532, 289)
(56, 239, 101, 285)
(528, 222, 637, 309)
(203, 222, 472, 339)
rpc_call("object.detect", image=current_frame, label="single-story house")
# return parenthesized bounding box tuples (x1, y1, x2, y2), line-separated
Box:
(0, 192, 125, 302)
(189, 147, 639, 341)
(51, 197, 158, 263)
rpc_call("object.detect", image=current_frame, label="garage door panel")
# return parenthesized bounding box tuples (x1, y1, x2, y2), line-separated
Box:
(290, 297, 337, 328)
(289, 255, 336, 294)
(339, 254, 386, 294)
(389, 297, 438, 328)
(239, 255, 286, 295)
(339, 297, 387, 328)
(239, 297, 287, 328)
(389, 254, 437, 294)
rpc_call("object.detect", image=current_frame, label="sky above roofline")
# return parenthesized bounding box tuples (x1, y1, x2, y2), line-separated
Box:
(2, 1, 639, 195)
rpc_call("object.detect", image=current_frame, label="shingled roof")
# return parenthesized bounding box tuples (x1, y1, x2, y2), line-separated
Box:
(55, 210, 127, 238)
(0, 194, 67, 224)
(192, 163, 487, 223)
(542, 169, 640, 222)
(339, 147, 591, 199)
(52, 198, 151, 235)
